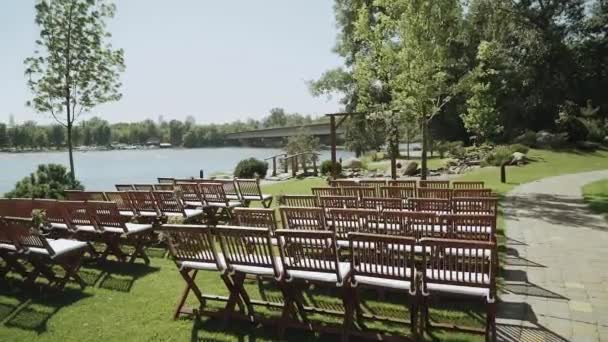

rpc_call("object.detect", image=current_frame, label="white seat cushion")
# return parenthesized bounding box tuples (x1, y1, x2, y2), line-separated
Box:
(426, 270, 490, 284)
(231, 256, 283, 277)
(442, 247, 492, 258)
(453, 225, 492, 234)
(0, 243, 18, 251)
(75, 225, 97, 233)
(387, 244, 431, 254)
(426, 283, 491, 300)
(28, 239, 87, 258)
(50, 222, 69, 230)
(103, 223, 152, 235)
(226, 195, 240, 200)
(179, 253, 226, 272)
(207, 201, 242, 208)
(354, 275, 412, 291)
(242, 194, 272, 201)
(184, 201, 204, 208)
(353, 263, 412, 289)
(287, 261, 351, 284)
(336, 240, 376, 249)
(138, 211, 158, 217)
(184, 209, 204, 218)
(119, 210, 136, 216)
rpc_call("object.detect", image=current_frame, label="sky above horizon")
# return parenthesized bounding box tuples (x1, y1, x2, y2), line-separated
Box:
(0, 1, 343, 125)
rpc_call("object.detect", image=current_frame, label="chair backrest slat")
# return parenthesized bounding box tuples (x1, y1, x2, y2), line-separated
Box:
(61, 200, 96, 229)
(419, 180, 450, 189)
(199, 183, 228, 204)
(311, 187, 341, 197)
(452, 181, 484, 189)
(446, 214, 495, 241)
(452, 189, 494, 198)
(127, 191, 160, 215)
(319, 195, 359, 209)
(341, 186, 376, 199)
(380, 186, 416, 200)
(162, 224, 220, 267)
(154, 184, 175, 191)
(359, 197, 403, 211)
(410, 198, 451, 214)
(157, 177, 175, 184)
(133, 184, 155, 191)
(234, 208, 277, 232)
(87, 201, 127, 231)
(388, 180, 417, 188)
(64, 190, 107, 201)
(452, 197, 498, 216)
(4, 216, 53, 255)
(279, 195, 319, 207)
(329, 208, 382, 239)
(174, 182, 203, 204)
(235, 178, 262, 199)
(216, 225, 279, 277)
(115, 184, 135, 191)
(104, 191, 135, 213)
(329, 179, 358, 187)
(152, 191, 185, 215)
(417, 188, 452, 200)
(280, 207, 326, 231)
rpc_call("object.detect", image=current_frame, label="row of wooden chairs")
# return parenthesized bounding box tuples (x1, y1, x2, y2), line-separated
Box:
(115, 183, 175, 191)
(330, 179, 484, 190)
(312, 186, 494, 200)
(279, 195, 498, 217)
(158, 177, 273, 208)
(0, 198, 154, 264)
(0, 216, 88, 290)
(162, 224, 497, 341)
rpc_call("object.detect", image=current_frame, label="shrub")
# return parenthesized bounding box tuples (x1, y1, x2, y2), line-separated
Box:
(482, 146, 515, 167)
(582, 118, 607, 143)
(433, 141, 450, 158)
(234, 158, 268, 179)
(5, 163, 83, 199)
(445, 141, 466, 159)
(514, 130, 537, 147)
(509, 143, 529, 154)
(320, 160, 342, 176)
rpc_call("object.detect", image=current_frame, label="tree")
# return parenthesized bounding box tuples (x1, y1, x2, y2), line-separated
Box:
(263, 108, 288, 128)
(49, 124, 65, 147)
(24, 0, 125, 180)
(284, 129, 321, 165)
(0, 123, 7, 147)
(5, 163, 83, 199)
(168, 119, 185, 146)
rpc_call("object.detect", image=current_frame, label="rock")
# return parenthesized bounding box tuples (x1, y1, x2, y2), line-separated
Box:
(342, 158, 363, 169)
(578, 141, 601, 151)
(536, 131, 567, 149)
(401, 161, 419, 176)
(511, 152, 527, 165)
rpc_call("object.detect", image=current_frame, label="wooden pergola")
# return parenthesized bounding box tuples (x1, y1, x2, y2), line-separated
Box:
(325, 112, 398, 180)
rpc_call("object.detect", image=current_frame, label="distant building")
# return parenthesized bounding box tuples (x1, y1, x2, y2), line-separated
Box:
(145, 138, 161, 147)
(160, 143, 172, 148)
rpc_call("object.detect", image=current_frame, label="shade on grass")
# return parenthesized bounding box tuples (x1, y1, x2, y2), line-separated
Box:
(583, 178, 608, 221)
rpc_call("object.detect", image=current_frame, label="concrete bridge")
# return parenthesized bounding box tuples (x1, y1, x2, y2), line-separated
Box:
(225, 122, 345, 146)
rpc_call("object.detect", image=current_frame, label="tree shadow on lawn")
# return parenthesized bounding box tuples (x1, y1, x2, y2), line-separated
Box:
(0, 281, 91, 334)
(79, 259, 160, 292)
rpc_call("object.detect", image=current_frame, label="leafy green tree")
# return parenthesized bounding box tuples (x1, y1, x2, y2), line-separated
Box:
(168, 119, 185, 146)
(24, 0, 125, 180)
(284, 130, 321, 165)
(0, 123, 8, 147)
(263, 108, 288, 128)
(5, 164, 83, 199)
(49, 124, 65, 147)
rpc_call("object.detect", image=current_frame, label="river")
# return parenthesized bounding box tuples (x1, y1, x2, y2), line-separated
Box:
(0, 148, 355, 194)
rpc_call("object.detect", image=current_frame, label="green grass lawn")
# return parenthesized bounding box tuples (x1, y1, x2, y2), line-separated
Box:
(582, 178, 608, 220)
(2, 148, 608, 342)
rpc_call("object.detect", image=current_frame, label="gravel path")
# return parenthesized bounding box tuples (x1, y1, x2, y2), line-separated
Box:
(498, 170, 608, 341)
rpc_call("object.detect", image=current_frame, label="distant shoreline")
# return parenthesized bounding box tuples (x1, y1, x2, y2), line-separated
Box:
(0, 145, 343, 154)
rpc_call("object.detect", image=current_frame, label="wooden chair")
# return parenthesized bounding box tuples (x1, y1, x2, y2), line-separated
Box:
(234, 208, 278, 232)
(152, 191, 204, 222)
(104, 191, 137, 217)
(216, 225, 282, 323)
(280, 207, 326, 231)
(328, 208, 382, 247)
(319, 195, 359, 210)
(359, 197, 403, 211)
(410, 198, 452, 215)
(452, 181, 484, 189)
(278, 195, 319, 207)
(419, 238, 497, 341)
(127, 191, 161, 220)
(359, 179, 387, 194)
(389, 180, 417, 188)
(6, 216, 87, 290)
(157, 177, 175, 184)
(0, 217, 29, 279)
(453, 189, 494, 198)
(64, 190, 107, 201)
(216, 179, 241, 202)
(133, 184, 155, 191)
(419, 180, 450, 189)
(341, 186, 376, 199)
(452, 197, 498, 216)
(174, 182, 205, 208)
(115, 184, 135, 191)
(445, 214, 496, 242)
(407, 212, 447, 240)
(348, 232, 419, 339)
(154, 184, 174, 191)
(311, 187, 341, 197)
(329, 179, 358, 187)
(87, 201, 154, 264)
(417, 188, 452, 200)
(235, 178, 273, 208)
(199, 182, 242, 221)
(275, 229, 352, 340)
(161, 224, 234, 319)
(381, 186, 416, 200)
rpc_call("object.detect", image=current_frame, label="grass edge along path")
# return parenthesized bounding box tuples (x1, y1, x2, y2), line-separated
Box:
(582, 178, 608, 221)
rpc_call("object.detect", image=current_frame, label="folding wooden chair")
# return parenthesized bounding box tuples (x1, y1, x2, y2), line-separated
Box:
(152, 191, 204, 223)
(161, 224, 235, 319)
(452, 181, 484, 189)
(0, 217, 29, 279)
(319, 195, 359, 210)
(7, 216, 87, 290)
(419, 238, 497, 341)
(154, 183, 175, 191)
(115, 184, 135, 191)
(348, 232, 419, 339)
(445, 214, 496, 243)
(417, 188, 453, 200)
(88, 201, 154, 264)
(275, 229, 352, 340)
(341, 186, 376, 199)
(359, 179, 387, 195)
(235, 178, 273, 208)
(104, 191, 137, 217)
(452, 189, 494, 198)
(216, 225, 283, 323)
(280, 207, 327, 231)
(359, 197, 403, 212)
(419, 180, 450, 189)
(452, 197, 498, 216)
(199, 182, 242, 222)
(410, 198, 452, 214)
(380, 186, 416, 208)
(133, 184, 155, 191)
(389, 180, 417, 188)
(234, 208, 278, 232)
(278, 195, 319, 207)
(328, 208, 382, 248)
(64, 190, 107, 201)
(311, 187, 341, 197)
(329, 179, 358, 187)
(174, 182, 205, 208)
(127, 191, 161, 222)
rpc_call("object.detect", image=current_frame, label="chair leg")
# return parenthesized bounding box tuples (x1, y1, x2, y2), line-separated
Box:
(341, 286, 354, 342)
(352, 287, 365, 328)
(223, 272, 246, 325)
(128, 233, 151, 265)
(56, 251, 86, 290)
(278, 282, 299, 338)
(486, 300, 496, 342)
(176, 269, 206, 317)
(262, 198, 273, 208)
(410, 293, 419, 341)
(174, 269, 195, 320)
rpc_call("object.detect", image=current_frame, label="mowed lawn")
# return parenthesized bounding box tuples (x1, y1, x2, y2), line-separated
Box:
(2, 148, 608, 341)
(583, 178, 608, 221)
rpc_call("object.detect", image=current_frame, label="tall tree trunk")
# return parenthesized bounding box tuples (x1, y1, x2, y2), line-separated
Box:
(421, 118, 428, 181)
(406, 128, 410, 160)
(67, 122, 75, 181)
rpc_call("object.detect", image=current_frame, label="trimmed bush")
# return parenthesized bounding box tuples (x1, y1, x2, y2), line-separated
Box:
(320, 160, 342, 176)
(482, 146, 514, 167)
(5, 163, 83, 199)
(514, 130, 537, 147)
(509, 143, 529, 154)
(234, 158, 268, 179)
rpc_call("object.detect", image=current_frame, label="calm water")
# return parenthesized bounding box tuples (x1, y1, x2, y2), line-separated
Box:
(0, 148, 354, 194)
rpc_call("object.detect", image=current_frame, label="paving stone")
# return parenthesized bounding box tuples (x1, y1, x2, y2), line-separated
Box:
(570, 301, 594, 313)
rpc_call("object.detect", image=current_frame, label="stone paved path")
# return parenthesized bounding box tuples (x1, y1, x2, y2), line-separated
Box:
(498, 170, 608, 342)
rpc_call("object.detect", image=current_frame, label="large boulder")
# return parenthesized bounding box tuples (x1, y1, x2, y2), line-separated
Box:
(536, 131, 567, 149)
(342, 157, 363, 169)
(511, 152, 527, 165)
(401, 161, 418, 176)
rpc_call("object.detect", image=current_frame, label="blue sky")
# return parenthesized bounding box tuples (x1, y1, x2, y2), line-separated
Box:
(0, 1, 343, 124)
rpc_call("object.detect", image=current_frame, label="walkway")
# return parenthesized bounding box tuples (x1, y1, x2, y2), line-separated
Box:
(498, 170, 608, 341)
